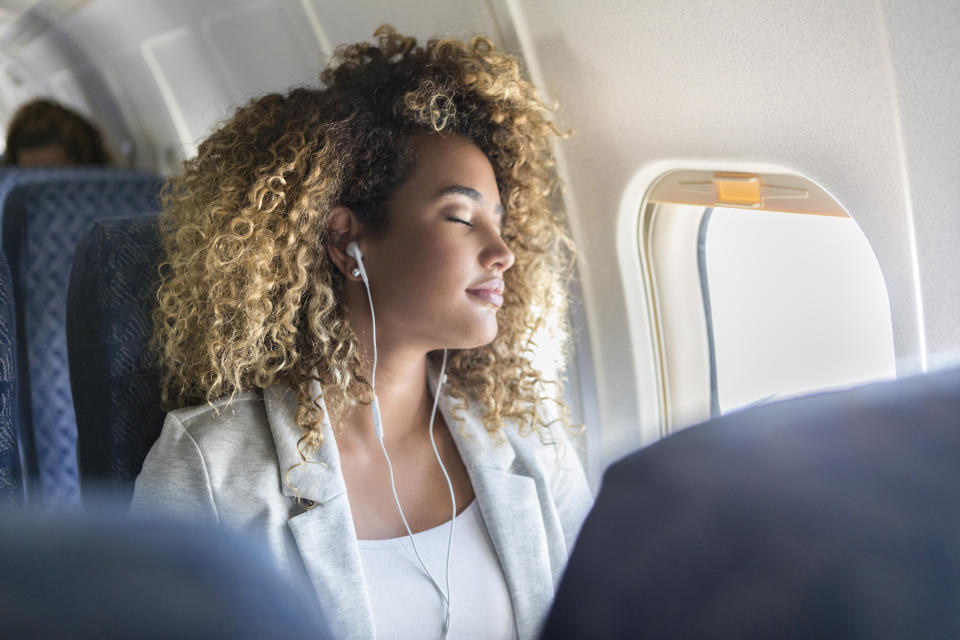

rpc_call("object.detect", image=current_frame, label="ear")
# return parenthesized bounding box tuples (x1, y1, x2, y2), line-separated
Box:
(326, 206, 364, 281)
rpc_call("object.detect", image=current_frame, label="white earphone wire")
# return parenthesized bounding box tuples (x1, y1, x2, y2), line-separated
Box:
(359, 259, 377, 389)
(357, 252, 456, 638)
(428, 349, 456, 634)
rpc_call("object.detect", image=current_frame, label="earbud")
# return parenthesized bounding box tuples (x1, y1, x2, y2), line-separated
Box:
(346, 241, 369, 283)
(346, 240, 362, 261)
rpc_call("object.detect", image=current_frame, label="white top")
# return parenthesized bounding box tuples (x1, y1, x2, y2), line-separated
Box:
(358, 500, 518, 640)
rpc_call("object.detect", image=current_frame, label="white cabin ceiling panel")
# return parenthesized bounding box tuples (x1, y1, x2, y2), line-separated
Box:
(60, 0, 186, 48)
(306, 0, 504, 50)
(0, 55, 45, 100)
(202, 0, 328, 104)
(57, 3, 151, 54)
(0, 58, 41, 135)
(10, 32, 69, 81)
(106, 47, 180, 172)
(70, 62, 137, 164)
(48, 67, 88, 111)
(140, 26, 232, 157)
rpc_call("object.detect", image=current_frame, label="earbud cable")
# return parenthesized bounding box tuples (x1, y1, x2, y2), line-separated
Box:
(429, 349, 455, 635)
(361, 272, 455, 638)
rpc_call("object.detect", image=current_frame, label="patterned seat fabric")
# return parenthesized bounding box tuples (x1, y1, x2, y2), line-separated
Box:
(67, 214, 165, 507)
(0, 168, 162, 505)
(0, 252, 23, 507)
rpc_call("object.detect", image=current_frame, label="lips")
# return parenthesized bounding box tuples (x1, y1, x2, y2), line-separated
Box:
(466, 278, 505, 308)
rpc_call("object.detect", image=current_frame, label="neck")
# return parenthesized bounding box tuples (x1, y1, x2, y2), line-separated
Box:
(338, 285, 446, 450)
(336, 289, 440, 448)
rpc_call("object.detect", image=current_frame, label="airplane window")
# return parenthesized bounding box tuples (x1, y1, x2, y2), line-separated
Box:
(701, 207, 896, 415)
(640, 170, 896, 432)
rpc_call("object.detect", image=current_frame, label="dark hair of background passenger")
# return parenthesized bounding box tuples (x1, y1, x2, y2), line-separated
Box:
(3, 98, 110, 166)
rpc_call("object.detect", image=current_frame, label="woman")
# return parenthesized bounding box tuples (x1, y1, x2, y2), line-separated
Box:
(131, 26, 592, 640)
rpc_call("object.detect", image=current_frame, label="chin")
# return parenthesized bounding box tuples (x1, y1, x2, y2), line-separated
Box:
(459, 335, 497, 350)
(451, 323, 499, 350)
(435, 311, 501, 350)
(475, 322, 500, 347)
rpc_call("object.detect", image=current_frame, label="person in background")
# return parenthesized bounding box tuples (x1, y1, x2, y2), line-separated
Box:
(3, 98, 110, 167)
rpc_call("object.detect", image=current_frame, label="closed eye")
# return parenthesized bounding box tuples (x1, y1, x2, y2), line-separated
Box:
(447, 216, 473, 227)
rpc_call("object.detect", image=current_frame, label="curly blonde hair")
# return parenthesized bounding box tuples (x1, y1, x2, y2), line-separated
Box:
(154, 26, 575, 458)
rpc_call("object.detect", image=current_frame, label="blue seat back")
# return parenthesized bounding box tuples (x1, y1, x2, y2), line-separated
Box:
(0, 252, 22, 507)
(0, 510, 333, 639)
(0, 168, 162, 505)
(543, 366, 960, 639)
(67, 214, 165, 506)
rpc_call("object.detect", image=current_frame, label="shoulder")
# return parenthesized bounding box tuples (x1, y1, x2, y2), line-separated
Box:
(448, 391, 591, 499)
(500, 404, 595, 553)
(170, 389, 265, 432)
(499, 399, 588, 490)
(509, 423, 592, 516)
(167, 390, 273, 459)
(132, 390, 282, 520)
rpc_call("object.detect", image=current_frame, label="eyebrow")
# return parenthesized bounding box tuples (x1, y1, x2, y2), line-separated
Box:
(436, 185, 505, 217)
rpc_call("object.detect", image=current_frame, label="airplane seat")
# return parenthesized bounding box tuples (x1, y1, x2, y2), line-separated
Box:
(0, 509, 333, 638)
(0, 168, 162, 506)
(66, 214, 164, 508)
(0, 251, 23, 507)
(542, 366, 960, 639)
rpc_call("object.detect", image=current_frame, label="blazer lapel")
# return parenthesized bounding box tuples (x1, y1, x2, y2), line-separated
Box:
(470, 467, 556, 640)
(432, 373, 556, 640)
(264, 382, 376, 640)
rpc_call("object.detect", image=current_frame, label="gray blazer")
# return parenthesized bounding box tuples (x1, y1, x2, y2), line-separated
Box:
(130, 374, 593, 640)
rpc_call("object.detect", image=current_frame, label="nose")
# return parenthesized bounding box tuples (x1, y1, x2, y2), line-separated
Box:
(482, 230, 515, 272)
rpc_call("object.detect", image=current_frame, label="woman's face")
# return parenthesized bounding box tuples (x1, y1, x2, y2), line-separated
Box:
(358, 133, 515, 352)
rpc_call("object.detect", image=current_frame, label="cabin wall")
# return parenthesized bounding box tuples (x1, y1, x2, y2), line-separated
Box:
(881, 0, 960, 367)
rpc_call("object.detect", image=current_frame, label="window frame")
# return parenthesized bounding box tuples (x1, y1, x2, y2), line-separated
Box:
(638, 168, 888, 434)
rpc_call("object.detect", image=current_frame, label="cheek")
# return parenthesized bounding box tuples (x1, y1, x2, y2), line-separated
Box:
(399, 238, 458, 283)
(416, 242, 470, 302)
(369, 234, 500, 347)
(374, 236, 466, 307)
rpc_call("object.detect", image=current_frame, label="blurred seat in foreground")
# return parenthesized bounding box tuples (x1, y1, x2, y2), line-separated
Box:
(543, 366, 960, 640)
(0, 507, 333, 639)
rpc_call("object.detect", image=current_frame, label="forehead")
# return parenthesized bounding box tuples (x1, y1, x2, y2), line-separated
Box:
(406, 133, 499, 195)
